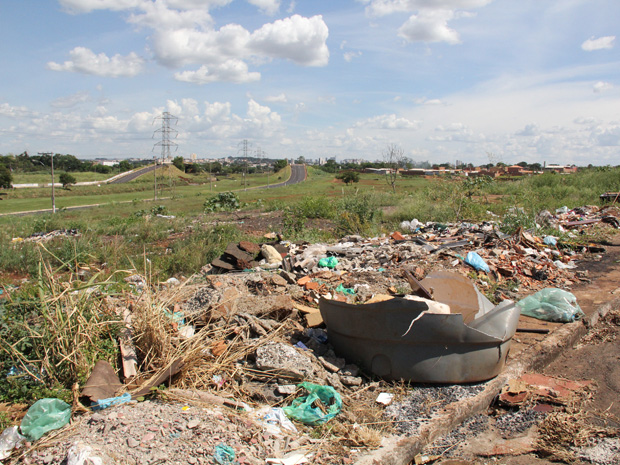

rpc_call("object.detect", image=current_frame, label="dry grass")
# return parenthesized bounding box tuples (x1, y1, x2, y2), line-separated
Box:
(536, 403, 619, 462)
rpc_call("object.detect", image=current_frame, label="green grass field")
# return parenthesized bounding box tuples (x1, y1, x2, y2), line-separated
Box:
(11, 171, 115, 184)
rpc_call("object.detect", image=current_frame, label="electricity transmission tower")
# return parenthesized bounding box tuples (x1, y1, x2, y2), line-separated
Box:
(237, 139, 251, 190)
(152, 112, 178, 199)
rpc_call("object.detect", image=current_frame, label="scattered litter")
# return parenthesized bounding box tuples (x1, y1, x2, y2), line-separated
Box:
(91, 392, 132, 411)
(0, 426, 25, 460)
(517, 288, 584, 323)
(253, 407, 298, 436)
(20, 398, 72, 441)
(375, 393, 394, 406)
(464, 251, 490, 272)
(213, 443, 236, 464)
(266, 452, 313, 464)
(318, 257, 338, 269)
(66, 442, 103, 465)
(283, 382, 342, 425)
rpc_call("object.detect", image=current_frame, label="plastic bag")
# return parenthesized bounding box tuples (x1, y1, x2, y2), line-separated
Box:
(318, 257, 338, 269)
(516, 288, 584, 323)
(543, 236, 557, 246)
(335, 284, 355, 295)
(283, 382, 342, 426)
(20, 398, 72, 441)
(213, 443, 236, 464)
(464, 252, 490, 273)
(0, 426, 26, 460)
(253, 407, 297, 436)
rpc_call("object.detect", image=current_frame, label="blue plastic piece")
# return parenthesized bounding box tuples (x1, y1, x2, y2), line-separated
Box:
(91, 392, 132, 411)
(464, 251, 490, 272)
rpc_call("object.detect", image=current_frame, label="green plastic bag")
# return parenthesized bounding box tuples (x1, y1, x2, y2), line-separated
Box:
(318, 257, 338, 269)
(335, 284, 355, 295)
(20, 398, 72, 441)
(283, 382, 342, 425)
(516, 288, 584, 323)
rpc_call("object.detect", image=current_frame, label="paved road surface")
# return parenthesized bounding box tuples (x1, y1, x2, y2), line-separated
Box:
(109, 164, 162, 184)
(256, 163, 306, 189)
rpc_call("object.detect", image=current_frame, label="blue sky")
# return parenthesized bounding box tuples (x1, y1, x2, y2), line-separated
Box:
(0, 0, 618, 165)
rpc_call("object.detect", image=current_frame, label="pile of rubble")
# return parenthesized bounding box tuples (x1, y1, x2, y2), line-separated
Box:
(7, 204, 620, 465)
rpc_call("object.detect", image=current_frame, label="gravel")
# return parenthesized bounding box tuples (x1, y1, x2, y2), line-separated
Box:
(493, 408, 547, 438)
(577, 438, 620, 465)
(384, 383, 487, 436)
(23, 400, 293, 465)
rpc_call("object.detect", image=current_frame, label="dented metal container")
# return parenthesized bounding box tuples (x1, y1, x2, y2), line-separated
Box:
(319, 272, 520, 383)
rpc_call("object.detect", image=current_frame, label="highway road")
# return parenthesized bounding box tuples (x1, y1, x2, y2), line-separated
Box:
(256, 163, 306, 189)
(108, 164, 162, 184)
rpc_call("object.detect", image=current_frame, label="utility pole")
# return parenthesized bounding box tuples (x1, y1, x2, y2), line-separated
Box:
(38, 152, 55, 213)
(152, 111, 178, 199)
(153, 155, 158, 200)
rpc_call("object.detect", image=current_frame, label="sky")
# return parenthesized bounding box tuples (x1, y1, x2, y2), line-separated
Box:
(0, 0, 619, 166)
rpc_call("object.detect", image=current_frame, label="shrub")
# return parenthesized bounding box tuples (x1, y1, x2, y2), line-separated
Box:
(204, 192, 240, 212)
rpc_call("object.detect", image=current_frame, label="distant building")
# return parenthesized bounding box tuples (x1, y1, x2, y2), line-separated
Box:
(543, 164, 578, 173)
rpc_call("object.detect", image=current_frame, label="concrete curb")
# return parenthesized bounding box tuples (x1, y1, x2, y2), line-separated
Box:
(355, 298, 620, 465)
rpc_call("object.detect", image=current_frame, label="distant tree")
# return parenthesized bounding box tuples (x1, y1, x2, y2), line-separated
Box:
(517, 161, 528, 167)
(530, 163, 542, 172)
(59, 172, 76, 189)
(119, 160, 132, 172)
(173, 156, 185, 171)
(383, 144, 405, 193)
(274, 159, 288, 172)
(336, 170, 360, 185)
(295, 156, 306, 164)
(186, 163, 202, 174)
(0, 165, 12, 188)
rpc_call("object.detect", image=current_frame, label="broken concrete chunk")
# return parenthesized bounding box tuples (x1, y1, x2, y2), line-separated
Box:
(270, 274, 288, 287)
(339, 375, 362, 386)
(255, 343, 314, 380)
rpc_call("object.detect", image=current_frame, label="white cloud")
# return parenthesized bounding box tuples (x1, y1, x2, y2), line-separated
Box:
(264, 93, 288, 103)
(361, 0, 493, 17)
(174, 61, 261, 84)
(247, 0, 280, 15)
(398, 9, 460, 44)
(59, 0, 144, 13)
(356, 113, 421, 129)
(0, 103, 34, 119)
(47, 47, 144, 77)
(415, 97, 443, 105)
(60, 3, 328, 85)
(592, 125, 620, 146)
(581, 35, 615, 51)
(50, 91, 90, 108)
(250, 15, 329, 66)
(359, 0, 492, 44)
(593, 81, 613, 93)
(515, 123, 540, 136)
(344, 50, 362, 62)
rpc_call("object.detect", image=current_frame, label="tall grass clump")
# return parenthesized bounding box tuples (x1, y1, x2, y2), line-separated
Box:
(335, 191, 383, 235)
(0, 254, 123, 404)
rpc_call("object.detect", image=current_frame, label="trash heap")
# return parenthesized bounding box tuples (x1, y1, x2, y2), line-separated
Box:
(4, 204, 618, 465)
